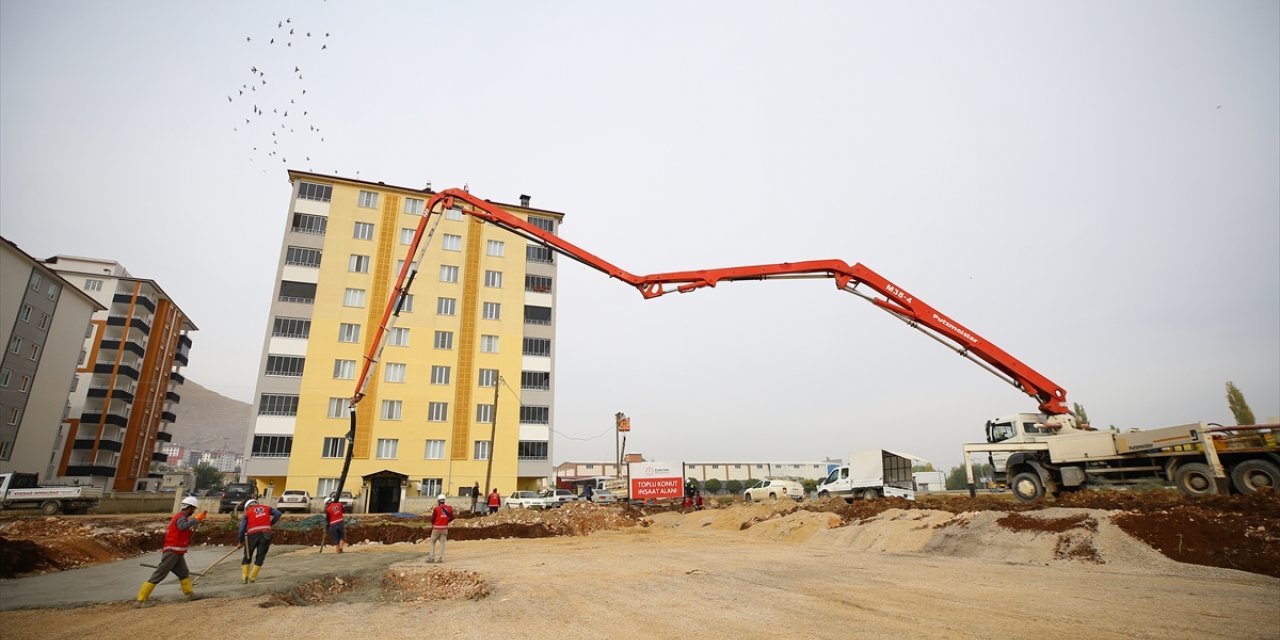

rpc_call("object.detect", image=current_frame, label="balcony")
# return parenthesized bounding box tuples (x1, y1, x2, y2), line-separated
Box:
(112, 293, 157, 313)
(170, 371, 185, 385)
(94, 362, 140, 380)
(80, 411, 129, 428)
(179, 334, 192, 348)
(66, 464, 116, 477)
(174, 351, 189, 366)
(87, 386, 135, 402)
(161, 410, 177, 422)
(147, 472, 162, 479)
(166, 391, 181, 403)
(151, 451, 168, 462)
(106, 314, 150, 334)
(155, 431, 173, 443)
(99, 339, 147, 358)
(73, 438, 123, 453)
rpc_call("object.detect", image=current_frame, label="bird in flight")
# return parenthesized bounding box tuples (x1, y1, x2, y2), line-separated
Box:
(246, 37, 251, 42)
(321, 44, 327, 50)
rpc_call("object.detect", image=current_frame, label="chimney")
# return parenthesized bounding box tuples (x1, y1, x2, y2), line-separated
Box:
(519, 194, 531, 207)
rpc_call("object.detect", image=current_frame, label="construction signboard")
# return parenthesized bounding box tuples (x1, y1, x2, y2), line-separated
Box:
(628, 461, 683, 500)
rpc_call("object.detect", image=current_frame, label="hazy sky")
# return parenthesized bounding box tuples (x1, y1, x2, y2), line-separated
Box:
(2, 1, 1276, 472)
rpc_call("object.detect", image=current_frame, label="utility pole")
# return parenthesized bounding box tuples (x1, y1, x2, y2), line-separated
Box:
(484, 375, 501, 496)
(614, 412, 630, 478)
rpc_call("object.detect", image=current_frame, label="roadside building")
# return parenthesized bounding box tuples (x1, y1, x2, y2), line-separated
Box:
(44, 255, 196, 491)
(0, 237, 104, 482)
(241, 172, 560, 512)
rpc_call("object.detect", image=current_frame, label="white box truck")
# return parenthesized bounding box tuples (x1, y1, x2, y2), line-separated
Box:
(816, 450, 916, 502)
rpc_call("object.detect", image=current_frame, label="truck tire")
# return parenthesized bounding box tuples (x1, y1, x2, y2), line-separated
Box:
(40, 500, 60, 516)
(1230, 459, 1280, 494)
(1173, 462, 1217, 496)
(1010, 472, 1044, 502)
(817, 491, 829, 500)
(769, 492, 778, 500)
(861, 489, 880, 500)
(744, 493, 753, 502)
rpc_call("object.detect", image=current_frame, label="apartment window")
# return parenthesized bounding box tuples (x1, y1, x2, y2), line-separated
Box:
(525, 305, 552, 325)
(272, 317, 311, 338)
(6, 407, 19, 426)
(442, 234, 462, 251)
(349, 255, 371, 273)
(475, 403, 494, 423)
(322, 437, 345, 458)
(473, 440, 490, 460)
(0, 370, 9, 387)
(526, 245, 554, 264)
(397, 293, 414, 312)
(523, 337, 551, 357)
(521, 371, 550, 391)
(265, 355, 305, 377)
(427, 402, 449, 422)
(520, 405, 550, 424)
(298, 181, 333, 202)
(84, 279, 103, 292)
(436, 297, 456, 316)
(525, 275, 553, 293)
(316, 478, 339, 499)
(327, 397, 351, 418)
(440, 265, 459, 283)
(404, 197, 424, 215)
(38, 314, 49, 331)
(47, 283, 57, 300)
(400, 228, 415, 245)
(424, 439, 445, 460)
(278, 280, 317, 304)
(8, 336, 21, 354)
(358, 190, 378, 208)
(338, 323, 361, 343)
(385, 362, 406, 383)
(285, 246, 322, 267)
(421, 478, 442, 495)
(430, 365, 451, 385)
(477, 369, 498, 387)
(251, 435, 293, 458)
(258, 394, 300, 416)
(381, 400, 403, 420)
(480, 335, 499, 353)
(30, 273, 42, 290)
(482, 302, 501, 320)
(291, 212, 328, 234)
(484, 270, 502, 288)
(394, 259, 420, 275)
(445, 207, 464, 221)
(434, 331, 453, 350)
(528, 215, 556, 233)
(333, 359, 356, 379)
(389, 327, 410, 346)
(353, 221, 375, 240)
(518, 441, 549, 461)
(18, 375, 30, 393)
(19, 305, 31, 322)
(486, 240, 505, 257)
(343, 288, 366, 308)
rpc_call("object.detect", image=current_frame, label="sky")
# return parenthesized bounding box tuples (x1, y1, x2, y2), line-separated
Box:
(2, 1, 1277, 473)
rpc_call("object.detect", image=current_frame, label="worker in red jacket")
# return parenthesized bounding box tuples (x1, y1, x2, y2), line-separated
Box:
(324, 496, 347, 553)
(487, 488, 501, 514)
(428, 494, 455, 563)
(136, 496, 207, 607)
(237, 498, 282, 583)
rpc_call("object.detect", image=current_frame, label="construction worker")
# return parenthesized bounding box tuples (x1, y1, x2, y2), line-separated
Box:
(427, 493, 455, 563)
(136, 495, 207, 607)
(237, 498, 282, 583)
(324, 495, 346, 553)
(487, 487, 501, 514)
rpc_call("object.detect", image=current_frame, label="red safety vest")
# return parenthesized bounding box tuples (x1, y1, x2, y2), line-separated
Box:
(325, 501, 345, 526)
(162, 511, 195, 554)
(432, 504, 454, 530)
(488, 492, 500, 507)
(245, 504, 273, 535)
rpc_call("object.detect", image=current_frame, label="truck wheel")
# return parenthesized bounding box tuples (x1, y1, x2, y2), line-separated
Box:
(861, 489, 880, 500)
(744, 493, 753, 502)
(769, 492, 778, 500)
(1010, 472, 1045, 502)
(817, 491, 829, 500)
(40, 500, 60, 516)
(1174, 462, 1217, 496)
(1230, 459, 1280, 494)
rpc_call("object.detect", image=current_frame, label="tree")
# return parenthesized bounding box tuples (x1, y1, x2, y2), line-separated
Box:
(704, 478, 722, 494)
(1072, 402, 1090, 425)
(725, 479, 744, 494)
(1225, 381, 1256, 425)
(194, 463, 224, 492)
(945, 463, 994, 490)
(802, 479, 818, 494)
(911, 463, 935, 472)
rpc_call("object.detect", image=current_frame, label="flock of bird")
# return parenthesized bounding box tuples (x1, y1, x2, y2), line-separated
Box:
(229, 17, 332, 173)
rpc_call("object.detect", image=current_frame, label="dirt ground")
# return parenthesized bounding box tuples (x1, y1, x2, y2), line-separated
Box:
(0, 491, 1277, 639)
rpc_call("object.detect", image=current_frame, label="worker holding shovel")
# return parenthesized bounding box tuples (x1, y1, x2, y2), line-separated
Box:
(135, 496, 207, 607)
(237, 498, 282, 584)
(323, 495, 347, 553)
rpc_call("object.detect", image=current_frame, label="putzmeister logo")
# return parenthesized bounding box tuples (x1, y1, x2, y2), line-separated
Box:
(932, 313, 979, 344)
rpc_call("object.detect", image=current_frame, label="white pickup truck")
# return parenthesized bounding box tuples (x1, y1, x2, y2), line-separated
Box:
(0, 472, 102, 515)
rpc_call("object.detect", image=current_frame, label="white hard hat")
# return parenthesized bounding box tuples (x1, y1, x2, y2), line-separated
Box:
(181, 496, 199, 508)
(437, 494, 446, 501)
(242, 498, 257, 508)
(324, 496, 334, 504)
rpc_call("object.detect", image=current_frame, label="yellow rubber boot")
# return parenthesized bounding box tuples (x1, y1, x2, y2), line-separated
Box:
(135, 581, 156, 607)
(179, 578, 194, 599)
(249, 564, 261, 583)
(241, 564, 250, 584)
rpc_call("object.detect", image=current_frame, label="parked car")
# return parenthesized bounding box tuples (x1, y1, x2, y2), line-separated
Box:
(506, 491, 550, 510)
(219, 482, 259, 513)
(539, 489, 579, 507)
(276, 490, 311, 513)
(743, 478, 806, 502)
(589, 490, 617, 505)
(326, 491, 356, 511)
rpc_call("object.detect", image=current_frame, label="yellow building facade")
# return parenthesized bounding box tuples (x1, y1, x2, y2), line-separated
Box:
(243, 172, 560, 512)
